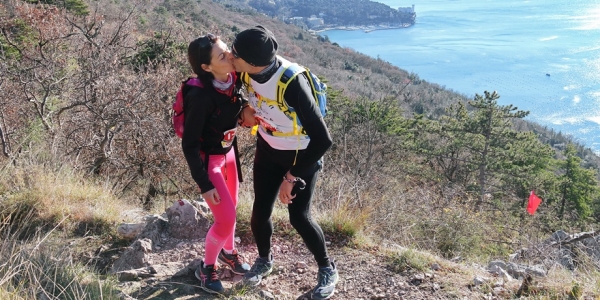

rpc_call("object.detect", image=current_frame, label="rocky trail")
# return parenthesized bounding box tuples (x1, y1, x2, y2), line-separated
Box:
(94, 200, 527, 300)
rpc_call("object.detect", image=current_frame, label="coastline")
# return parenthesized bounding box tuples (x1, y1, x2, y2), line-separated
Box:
(313, 23, 413, 34)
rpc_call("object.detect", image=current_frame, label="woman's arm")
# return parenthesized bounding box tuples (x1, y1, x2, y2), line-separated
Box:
(181, 86, 216, 192)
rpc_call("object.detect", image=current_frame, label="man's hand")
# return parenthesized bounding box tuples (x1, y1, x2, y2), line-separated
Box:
(240, 106, 258, 128)
(279, 172, 298, 205)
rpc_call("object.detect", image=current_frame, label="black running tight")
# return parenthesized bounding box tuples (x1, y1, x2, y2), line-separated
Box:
(250, 135, 331, 268)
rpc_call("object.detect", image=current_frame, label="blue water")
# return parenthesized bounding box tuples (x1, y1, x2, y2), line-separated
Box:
(323, 0, 600, 152)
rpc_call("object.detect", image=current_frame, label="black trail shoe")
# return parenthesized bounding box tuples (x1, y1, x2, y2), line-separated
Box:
(218, 249, 251, 275)
(311, 261, 339, 300)
(195, 261, 224, 294)
(242, 254, 273, 286)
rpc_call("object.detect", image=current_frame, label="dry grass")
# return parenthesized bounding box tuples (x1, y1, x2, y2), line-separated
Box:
(387, 248, 436, 273)
(0, 209, 122, 299)
(0, 161, 140, 237)
(0, 154, 139, 299)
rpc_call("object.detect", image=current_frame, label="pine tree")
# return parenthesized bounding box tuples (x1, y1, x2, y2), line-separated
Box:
(558, 144, 599, 221)
(411, 91, 554, 210)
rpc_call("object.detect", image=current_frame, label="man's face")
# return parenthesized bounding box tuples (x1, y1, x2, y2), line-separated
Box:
(229, 44, 254, 73)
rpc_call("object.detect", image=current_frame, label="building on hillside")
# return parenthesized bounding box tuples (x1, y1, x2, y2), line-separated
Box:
(398, 4, 415, 14)
(306, 15, 324, 28)
(287, 16, 305, 27)
(398, 4, 416, 25)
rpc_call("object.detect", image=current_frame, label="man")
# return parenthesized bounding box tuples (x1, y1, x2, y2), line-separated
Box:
(230, 25, 338, 300)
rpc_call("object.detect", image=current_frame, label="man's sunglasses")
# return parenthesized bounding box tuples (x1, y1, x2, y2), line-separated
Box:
(199, 33, 217, 49)
(231, 44, 255, 66)
(231, 44, 240, 59)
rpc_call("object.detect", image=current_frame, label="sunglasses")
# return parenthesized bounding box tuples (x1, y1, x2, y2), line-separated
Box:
(231, 43, 256, 66)
(198, 33, 217, 49)
(231, 44, 240, 59)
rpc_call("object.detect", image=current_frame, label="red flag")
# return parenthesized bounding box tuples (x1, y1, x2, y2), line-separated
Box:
(527, 191, 542, 215)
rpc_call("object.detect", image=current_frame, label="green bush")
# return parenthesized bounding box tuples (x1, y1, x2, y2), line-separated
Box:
(128, 32, 185, 72)
(0, 19, 37, 61)
(388, 249, 433, 273)
(26, 0, 89, 16)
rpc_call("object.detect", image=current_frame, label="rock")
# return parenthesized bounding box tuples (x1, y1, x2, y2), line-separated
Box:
(117, 223, 145, 239)
(513, 248, 528, 260)
(137, 215, 168, 244)
(165, 199, 210, 240)
(191, 197, 211, 214)
(488, 260, 507, 274)
(149, 262, 187, 278)
(410, 273, 424, 285)
(558, 248, 575, 270)
(115, 267, 153, 282)
(258, 290, 275, 299)
(506, 262, 546, 278)
(473, 276, 489, 286)
(550, 230, 569, 242)
(110, 238, 153, 273)
(526, 265, 546, 277)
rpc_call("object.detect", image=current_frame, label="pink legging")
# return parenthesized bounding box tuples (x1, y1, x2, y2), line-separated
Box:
(203, 147, 239, 266)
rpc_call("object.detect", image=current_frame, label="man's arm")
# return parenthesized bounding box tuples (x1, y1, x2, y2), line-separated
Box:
(284, 73, 333, 177)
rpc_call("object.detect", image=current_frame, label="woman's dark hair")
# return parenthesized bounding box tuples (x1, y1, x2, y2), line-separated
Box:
(188, 33, 219, 87)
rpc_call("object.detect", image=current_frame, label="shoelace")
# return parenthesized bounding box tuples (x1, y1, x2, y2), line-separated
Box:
(208, 266, 219, 281)
(318, 269, 334, 285)
(230, 252, 243, 265)
(250, 258, 269, 273)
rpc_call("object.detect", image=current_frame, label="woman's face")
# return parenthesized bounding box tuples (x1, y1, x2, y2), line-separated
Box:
(203, 39, 234, 76)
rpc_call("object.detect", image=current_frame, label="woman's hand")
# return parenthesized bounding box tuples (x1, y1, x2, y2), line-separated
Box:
(202, 188, 221, 205)
(240, 105, 258, 128)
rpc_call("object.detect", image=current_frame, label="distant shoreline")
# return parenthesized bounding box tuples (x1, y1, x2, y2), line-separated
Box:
(313, 23, 413, 34)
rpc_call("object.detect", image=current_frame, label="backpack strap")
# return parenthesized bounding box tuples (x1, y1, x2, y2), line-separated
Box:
(240, 72, 260, 135)
(276, 64, 309, 166)
(186, 77, 203, 88)
(240, 72, 250, 85)
(276, 63, 305, 135)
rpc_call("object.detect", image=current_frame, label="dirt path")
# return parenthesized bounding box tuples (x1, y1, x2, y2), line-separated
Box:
(115, 235, 492, 300)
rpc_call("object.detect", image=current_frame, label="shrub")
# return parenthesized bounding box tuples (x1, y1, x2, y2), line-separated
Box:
(26, 0, 89, 16)
(388, 249, 434, 273)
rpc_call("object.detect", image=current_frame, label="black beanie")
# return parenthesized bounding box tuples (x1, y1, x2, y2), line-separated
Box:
(233, 25, 278, 67)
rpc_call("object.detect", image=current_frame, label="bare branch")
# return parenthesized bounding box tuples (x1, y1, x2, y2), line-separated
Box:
(64, 13, 101, 49)
(0, 110, 11, 157)
(108, 8, 135, 46)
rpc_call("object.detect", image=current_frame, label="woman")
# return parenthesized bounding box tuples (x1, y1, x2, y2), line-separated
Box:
(182, 33, 254, 294)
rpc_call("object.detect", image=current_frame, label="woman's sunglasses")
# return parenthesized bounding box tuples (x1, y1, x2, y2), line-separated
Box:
(199, 33, 217, 49)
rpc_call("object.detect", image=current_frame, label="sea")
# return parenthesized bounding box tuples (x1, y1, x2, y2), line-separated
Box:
(322, 0, 600, 153)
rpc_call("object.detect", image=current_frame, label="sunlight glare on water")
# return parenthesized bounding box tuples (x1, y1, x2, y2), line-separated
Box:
(574, 6, 600, 30)
(324, 0, 600, 152)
